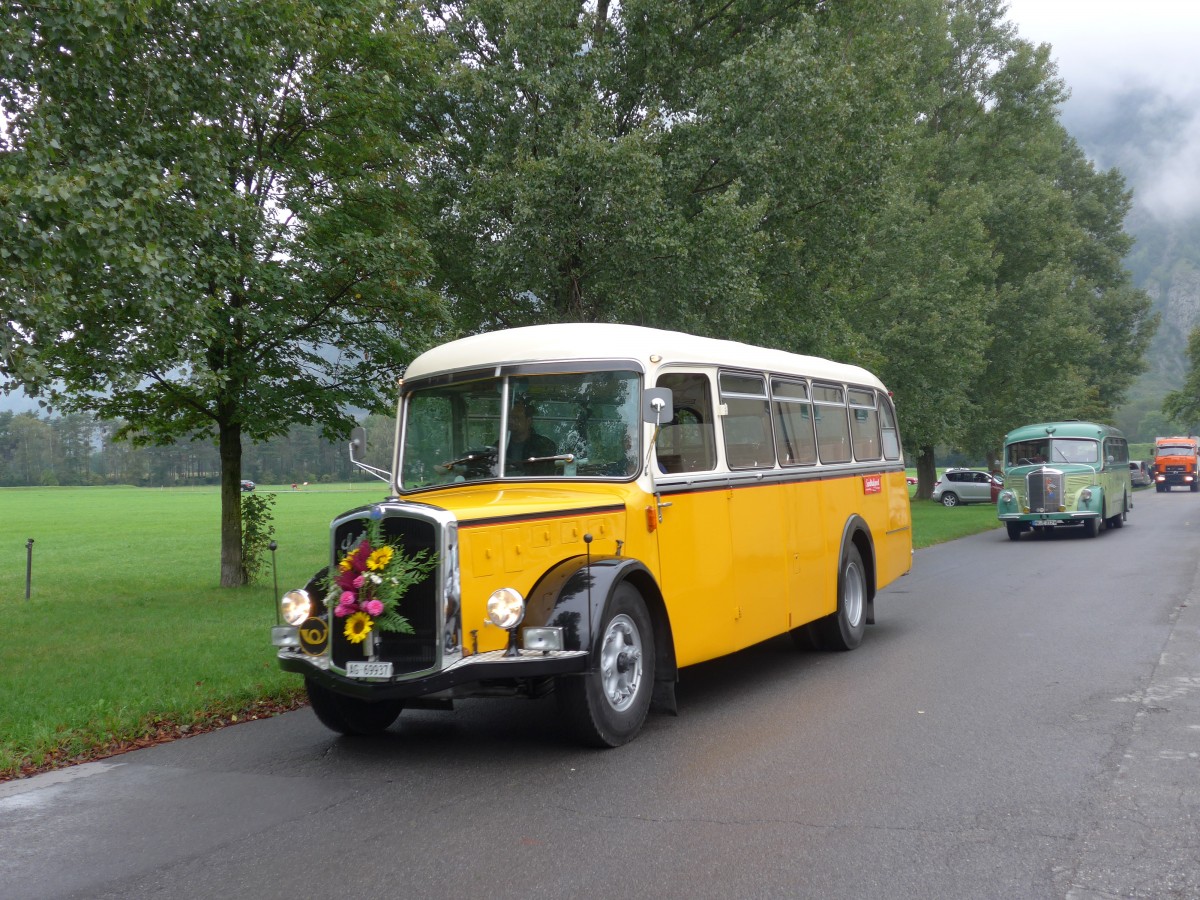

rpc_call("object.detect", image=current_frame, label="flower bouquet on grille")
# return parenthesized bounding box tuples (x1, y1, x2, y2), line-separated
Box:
(327, 518, 436, 645)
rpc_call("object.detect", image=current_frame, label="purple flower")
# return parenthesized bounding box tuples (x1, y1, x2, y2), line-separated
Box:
(351, 540, 371, 572)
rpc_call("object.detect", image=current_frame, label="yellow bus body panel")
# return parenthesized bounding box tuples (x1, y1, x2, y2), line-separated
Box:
(409, 467, 910, 662)
(414, 482, 651, 655)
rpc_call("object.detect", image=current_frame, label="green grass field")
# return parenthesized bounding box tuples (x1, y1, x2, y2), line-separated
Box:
(0, 482, 999, 780)
(0, 483, 383, 779)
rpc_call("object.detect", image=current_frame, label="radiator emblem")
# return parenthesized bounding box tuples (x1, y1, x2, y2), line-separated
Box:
(299, 617, 329, 656)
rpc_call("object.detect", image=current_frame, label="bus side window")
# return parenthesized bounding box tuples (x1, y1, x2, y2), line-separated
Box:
(771, 378, 817, 466)
(813, 383, 851, 464)
(655, 372, 717, 473)
(879, 392, 901, 460)
(720, 372, 774, 470)
(848, 388, 881, 461)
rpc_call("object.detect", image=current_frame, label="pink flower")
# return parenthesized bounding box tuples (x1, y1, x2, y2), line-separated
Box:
(333, 592, 360, 618)
(364, 599, 384, 617)
(352, 575, 365, 589)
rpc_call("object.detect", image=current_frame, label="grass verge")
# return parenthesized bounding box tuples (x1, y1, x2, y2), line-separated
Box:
(909, 497, 1002, 549)
(0, 484, 375, 780)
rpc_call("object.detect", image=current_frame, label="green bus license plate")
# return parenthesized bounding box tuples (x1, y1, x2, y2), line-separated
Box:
(346, 661, 393, 679)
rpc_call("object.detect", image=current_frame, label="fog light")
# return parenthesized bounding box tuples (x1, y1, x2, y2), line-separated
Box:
(487, 587, 525, 630)
(523, 627, 564, 652)
(280, 589, 312, 626)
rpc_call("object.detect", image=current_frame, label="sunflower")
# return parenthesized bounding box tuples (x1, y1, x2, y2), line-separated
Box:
(366, 545, 394, 571)
(344, 611, 373, 643)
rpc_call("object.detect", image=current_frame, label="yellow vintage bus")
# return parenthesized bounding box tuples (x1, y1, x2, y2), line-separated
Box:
(272, 324, 913, 746)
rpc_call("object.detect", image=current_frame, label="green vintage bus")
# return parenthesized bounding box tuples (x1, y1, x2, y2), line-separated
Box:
(997, 421, 1132, 541)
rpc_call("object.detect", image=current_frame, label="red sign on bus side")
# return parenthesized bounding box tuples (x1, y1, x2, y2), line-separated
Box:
(862, 475, 882, 495)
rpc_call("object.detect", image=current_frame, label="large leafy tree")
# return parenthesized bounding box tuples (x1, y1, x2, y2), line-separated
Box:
(420, 0, 918, 346)
(851, 0, 1155, 492)
(1163, 327, 1200, 433)
(0, 1, 447, 584)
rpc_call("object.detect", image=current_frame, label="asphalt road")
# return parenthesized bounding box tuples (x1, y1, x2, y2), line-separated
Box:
(3, 487, 1200, 899)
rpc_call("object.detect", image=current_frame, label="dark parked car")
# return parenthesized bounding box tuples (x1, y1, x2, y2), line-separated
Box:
(931, 468, 1001, 507)
(1129, 460, 1152, 487)
(240, 480, 255, 492)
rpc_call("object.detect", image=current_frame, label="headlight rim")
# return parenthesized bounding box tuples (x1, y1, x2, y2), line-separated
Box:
(280, 589, 313, 627)
(486, 587, 526, 630)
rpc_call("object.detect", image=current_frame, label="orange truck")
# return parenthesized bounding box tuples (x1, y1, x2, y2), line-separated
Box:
(1153, 436, 1200, 492)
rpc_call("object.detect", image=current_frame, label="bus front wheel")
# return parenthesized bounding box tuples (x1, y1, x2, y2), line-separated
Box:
(1006, 522, 1025, 541)
(813, 545, 867, 651)
(557, 583, 656, 748)
(305, 678, 404, 736)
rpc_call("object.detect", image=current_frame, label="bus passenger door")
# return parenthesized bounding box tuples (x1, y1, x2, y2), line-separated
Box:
(652, 370, 736, 667)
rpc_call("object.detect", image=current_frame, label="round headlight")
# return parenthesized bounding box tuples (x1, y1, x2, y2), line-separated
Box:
(1080, 488, 1093, 503)
(1000, 490, 1014, 503)
(486, 587, 525, 630)
(280, 589, 312, 626)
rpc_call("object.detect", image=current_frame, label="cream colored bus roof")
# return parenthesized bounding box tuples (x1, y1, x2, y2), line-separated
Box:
(404, 324, 884, 389)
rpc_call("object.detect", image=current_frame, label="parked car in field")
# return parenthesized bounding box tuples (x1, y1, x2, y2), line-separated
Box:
(931, 468, 1000, 507)
(240, 480, 256, 492)
(1129, 460, 1152, 487)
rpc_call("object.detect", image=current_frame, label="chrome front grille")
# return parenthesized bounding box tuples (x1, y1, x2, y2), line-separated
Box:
(329, 510, 442, 676)
(1027, 470, 1063, 512)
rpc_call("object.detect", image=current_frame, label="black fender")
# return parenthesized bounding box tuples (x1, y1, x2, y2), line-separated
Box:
(304, 567, 330, 613)
(839, 515, 877, 626)
(525, 555, 679, 714)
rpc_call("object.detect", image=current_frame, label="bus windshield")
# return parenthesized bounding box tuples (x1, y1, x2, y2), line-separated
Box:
(1006, 438, 1098, 467)
(399, 370, 641, 490)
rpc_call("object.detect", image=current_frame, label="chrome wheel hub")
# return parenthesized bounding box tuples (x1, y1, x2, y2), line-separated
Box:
(599, 613, 643, 712)
(845, 561, 865, 628)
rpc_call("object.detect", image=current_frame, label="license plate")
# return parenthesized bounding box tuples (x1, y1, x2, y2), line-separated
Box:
(346, 661, 393, 679)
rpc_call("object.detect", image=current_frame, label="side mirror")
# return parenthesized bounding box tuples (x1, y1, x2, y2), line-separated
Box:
(348, 424, 392, 483)
(350, 425, 368, 462)
(642, 388, 673, 424)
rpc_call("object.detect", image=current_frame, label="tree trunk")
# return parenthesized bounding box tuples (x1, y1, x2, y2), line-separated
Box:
(916, 445, 938, 500)
(218, 417, 245, 587)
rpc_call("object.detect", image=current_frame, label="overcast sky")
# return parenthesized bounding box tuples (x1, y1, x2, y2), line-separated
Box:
(1004, 0, 1200, 221)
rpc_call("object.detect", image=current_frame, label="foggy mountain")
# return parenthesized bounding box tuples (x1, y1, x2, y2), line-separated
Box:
(1061, 85, 1200, 437)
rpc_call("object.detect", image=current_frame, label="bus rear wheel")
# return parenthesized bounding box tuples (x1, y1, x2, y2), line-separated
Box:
(812, 545, 867, 651)
(305, 678, 403, 736)
(1107, 497, 1127, 529)
(557, 583, 655, 748)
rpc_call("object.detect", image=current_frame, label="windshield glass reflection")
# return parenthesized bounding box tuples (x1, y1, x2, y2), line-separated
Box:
(400, 371, 641, 490)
